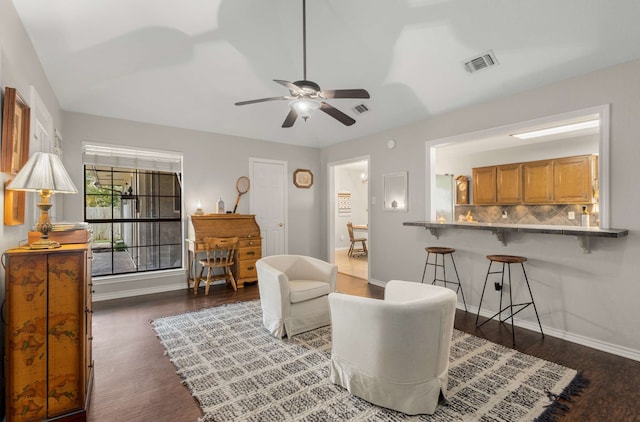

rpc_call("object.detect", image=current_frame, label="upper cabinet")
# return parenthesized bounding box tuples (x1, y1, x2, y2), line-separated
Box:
(496, 164, 522, 204)
(554, 155, 598, 203)
(472, 154, 597, 205)
(523, 160, 554, 203)
(472, 166, 497, 204)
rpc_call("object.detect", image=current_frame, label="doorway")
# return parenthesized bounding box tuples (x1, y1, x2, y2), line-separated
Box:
(249, 158, 287, 257)
(329, 157, 369, 280)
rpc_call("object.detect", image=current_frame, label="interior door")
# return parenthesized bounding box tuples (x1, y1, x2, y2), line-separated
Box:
(249, 158, 287, 257)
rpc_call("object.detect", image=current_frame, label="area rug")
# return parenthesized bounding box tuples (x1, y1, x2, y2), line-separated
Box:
(152, 300, 587, 421)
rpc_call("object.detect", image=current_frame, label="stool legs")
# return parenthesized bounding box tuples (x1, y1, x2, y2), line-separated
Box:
(421, 251, 468, 311)
(476, 260, 544, 346)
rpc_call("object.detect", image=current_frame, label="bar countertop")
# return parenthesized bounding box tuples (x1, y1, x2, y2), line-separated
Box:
(403, 221, 628, 238)
(403, 221, 628, 252)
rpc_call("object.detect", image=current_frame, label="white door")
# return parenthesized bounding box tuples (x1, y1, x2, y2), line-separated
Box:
(250, 158, 287, 257)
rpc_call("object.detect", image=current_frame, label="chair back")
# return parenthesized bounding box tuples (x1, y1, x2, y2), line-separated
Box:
(202, 236, 238, 267)
(346, 222, 355, 241)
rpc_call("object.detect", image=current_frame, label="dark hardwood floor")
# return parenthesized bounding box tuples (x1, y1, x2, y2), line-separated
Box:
(89, 274, 640, 421)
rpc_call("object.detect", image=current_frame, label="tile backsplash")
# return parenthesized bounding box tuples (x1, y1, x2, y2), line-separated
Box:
(454, 204, 598, 226)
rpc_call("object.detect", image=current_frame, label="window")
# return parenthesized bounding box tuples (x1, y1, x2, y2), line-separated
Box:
(82, 143, 183, 277)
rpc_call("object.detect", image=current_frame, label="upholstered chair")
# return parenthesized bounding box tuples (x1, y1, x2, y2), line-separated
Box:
(257, 255, 338, 338)
(328, 280, 457, 415)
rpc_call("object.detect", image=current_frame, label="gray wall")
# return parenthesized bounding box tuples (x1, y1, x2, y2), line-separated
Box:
(321, 58, 640, 360)
(62, 112, 322, 297)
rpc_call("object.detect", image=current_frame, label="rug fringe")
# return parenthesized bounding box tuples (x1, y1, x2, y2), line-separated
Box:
(534, 371, 590, 422)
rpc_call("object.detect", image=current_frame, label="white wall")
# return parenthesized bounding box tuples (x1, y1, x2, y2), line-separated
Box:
(62, 112, 322, 298)
(321, 58, 640, 360)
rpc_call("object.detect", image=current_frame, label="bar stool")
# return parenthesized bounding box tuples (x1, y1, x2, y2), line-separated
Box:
(475, 255, 544, 346)
(421, 247, 468, 311)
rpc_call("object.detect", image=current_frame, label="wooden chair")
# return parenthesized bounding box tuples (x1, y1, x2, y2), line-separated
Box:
(347, 222, 368, 257)
(196, 237, 239, 295)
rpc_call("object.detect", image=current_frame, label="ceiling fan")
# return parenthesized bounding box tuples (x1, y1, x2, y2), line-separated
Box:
(235, 0, 370, 128)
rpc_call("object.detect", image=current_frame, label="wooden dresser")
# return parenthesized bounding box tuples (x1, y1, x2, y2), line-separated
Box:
(187, 214, 262, 289)
(4, 243, 93, 422)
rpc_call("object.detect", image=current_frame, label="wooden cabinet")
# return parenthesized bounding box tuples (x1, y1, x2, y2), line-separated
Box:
(496, 164, 522, 203)
(554, 155, 598, 203)
(187, 214, 262, 288)
(472, 166, 497, 204)
(523, 160, 554, 203)
(4, 243, 93, 422)
(472, 154, 597, 205)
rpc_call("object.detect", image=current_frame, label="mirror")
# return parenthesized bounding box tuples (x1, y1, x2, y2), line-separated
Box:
(383, 172, 408, 212)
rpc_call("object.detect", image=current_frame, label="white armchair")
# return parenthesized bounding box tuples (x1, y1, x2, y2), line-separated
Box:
(328, 280, 457, 415)
(257, 255, 337, 338)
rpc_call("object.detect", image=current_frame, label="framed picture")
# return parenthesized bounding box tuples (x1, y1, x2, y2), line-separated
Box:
(1, 87, 31, 174)
(4, 180, 25, 226)
(293, 169, 313, 188)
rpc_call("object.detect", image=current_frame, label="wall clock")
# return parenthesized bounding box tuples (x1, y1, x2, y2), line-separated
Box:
(455, 175, 469, 204)
(293, 169, 313, 188)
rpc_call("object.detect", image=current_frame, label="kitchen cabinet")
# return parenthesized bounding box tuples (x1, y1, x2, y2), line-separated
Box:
(471, 154, 597, 205)
(496, 164, 522, 203)
(472, 166, 497, 204)
(523, 160, 554, 203)
(554, 155, 598, 203)
(4, 243, 93, 422)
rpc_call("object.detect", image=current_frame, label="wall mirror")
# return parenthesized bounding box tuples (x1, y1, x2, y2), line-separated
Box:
(383, 172, 408, 212)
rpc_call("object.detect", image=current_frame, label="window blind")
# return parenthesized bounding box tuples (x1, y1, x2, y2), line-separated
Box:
(82, 142, 183, 174)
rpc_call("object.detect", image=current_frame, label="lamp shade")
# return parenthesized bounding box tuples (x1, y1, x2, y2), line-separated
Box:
(290, 98, 321, 120)
(7, 152, 77, 193)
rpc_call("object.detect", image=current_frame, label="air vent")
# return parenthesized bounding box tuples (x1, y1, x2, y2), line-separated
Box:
(464, 50, 498, 73)
(353, 104, 369, 115)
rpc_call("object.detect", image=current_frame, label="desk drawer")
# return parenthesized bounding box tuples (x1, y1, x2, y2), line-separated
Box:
(237, 247, 261, 261)
(239, 238, 261, 248)
(236, 261, 258, 279)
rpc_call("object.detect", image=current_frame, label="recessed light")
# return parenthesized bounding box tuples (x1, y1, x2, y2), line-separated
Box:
(511, 120, 599, 139)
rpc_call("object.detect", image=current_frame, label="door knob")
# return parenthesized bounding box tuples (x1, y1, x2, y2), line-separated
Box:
(278, 223, 284, 227)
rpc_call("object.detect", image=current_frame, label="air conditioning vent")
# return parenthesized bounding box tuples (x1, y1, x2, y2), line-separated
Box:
(353, 104, 369, 114)
(464, 50, 498, 73)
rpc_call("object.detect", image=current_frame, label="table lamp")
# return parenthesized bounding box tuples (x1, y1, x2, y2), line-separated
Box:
(7, 152, 78, 249)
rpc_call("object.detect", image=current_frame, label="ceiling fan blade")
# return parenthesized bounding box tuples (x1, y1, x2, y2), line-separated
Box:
(235, 96, 288, 106)
(320, 89, 370, 99)
(274, 79, 302, 93)
(320, 102, 356, 126)
(282, 108, 298, 128)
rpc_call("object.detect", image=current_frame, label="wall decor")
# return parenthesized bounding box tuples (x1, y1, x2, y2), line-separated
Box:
(4, 179, 25, 225)
(293, 168, 313, 188)
(383, 171, 408, 211)
(1, 87, 31, 174)
(338, 192, 351, 217)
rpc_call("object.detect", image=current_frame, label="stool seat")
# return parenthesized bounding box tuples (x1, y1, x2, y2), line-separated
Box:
(426, 247, 455, 254)
(421, 246, 467, 311)
(476, 253, 543, 346)
(487, 255, 527, 264)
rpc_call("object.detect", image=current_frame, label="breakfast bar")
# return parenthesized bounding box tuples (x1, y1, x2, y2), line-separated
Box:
(402, 221, 629, 253)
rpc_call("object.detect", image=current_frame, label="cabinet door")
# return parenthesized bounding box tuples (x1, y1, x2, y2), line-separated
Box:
(47, 251, 85, 417)
(554, 156, 593, 203)
(6, 253, 48, 422)
(496, 164, 522, 203)
(523, 160, 554, 203)
(472, 166, 497, 204)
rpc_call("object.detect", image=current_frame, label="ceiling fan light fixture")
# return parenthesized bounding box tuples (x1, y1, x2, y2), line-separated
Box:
(290, 98, 321, 121)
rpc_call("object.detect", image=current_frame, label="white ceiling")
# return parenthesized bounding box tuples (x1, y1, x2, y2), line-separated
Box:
(11, 0, 640, 148)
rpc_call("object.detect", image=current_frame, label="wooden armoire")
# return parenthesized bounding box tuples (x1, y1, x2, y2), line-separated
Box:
(4, 243, 93, 421)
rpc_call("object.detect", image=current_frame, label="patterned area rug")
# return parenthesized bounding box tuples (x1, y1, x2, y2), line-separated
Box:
(152, 300, 585, 421)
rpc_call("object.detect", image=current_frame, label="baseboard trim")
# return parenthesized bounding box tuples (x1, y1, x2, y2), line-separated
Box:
(368, 278, 386, 288)
(93, 282, 187, 302)
(466, 303, 640, 362)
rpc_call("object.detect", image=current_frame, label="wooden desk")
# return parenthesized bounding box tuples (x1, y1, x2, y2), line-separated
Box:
(186, 214, 261, 289)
